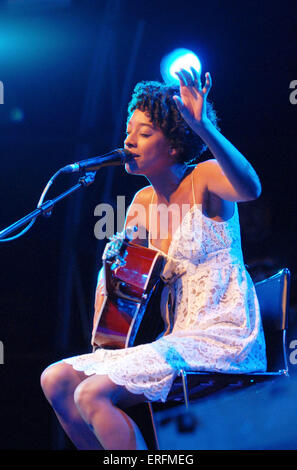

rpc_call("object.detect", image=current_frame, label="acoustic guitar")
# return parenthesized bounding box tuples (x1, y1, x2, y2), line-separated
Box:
(91, 232, 166, 350)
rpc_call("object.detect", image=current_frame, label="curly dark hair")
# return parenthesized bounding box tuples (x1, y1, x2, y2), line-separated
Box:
(127, 80, 219, 164)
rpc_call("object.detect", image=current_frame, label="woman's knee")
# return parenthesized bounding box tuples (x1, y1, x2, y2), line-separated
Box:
(74, 376, 115, 419)
(40, 361, 79, 405)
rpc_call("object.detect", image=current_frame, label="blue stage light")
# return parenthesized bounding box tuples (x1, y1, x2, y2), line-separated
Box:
(160, 48, 202, 85)
(10, 108, 24, 123)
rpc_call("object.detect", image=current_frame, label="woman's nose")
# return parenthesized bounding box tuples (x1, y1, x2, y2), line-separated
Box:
(124, 134, 136, 148)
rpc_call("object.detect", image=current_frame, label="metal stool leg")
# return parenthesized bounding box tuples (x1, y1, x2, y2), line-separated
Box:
(180, 369, 189, 408)
(147, 402, 160, 450)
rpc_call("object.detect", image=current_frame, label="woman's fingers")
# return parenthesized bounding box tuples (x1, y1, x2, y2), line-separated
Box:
(173, 67, 213, 124)
(173, 94, 185, 113)
(175, 70, 187, 86)
(176, 68, 196, 87)
(190, 67, 202, 90)
(176, 67, 202, 89)
(203, 72, 212, 95)
(181, 68, 195, 86)
(177, 67, 212, 96)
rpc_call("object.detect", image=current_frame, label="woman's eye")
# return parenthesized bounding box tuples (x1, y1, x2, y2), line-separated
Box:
(141, 133, 150, 137)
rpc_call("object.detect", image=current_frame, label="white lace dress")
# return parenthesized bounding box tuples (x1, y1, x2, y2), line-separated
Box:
(64, 199, 267, 402)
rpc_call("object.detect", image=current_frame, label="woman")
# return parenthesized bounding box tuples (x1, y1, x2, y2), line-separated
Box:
(40, 67, 267, 450)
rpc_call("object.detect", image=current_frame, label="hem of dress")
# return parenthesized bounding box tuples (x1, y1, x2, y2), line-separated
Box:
(63, 358, 171, 403)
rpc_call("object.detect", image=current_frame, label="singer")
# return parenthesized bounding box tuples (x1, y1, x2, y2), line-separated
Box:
(40, 67, 267, 450)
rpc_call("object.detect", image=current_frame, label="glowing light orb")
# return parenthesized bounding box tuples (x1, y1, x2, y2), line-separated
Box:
(160, 48, 202, 85)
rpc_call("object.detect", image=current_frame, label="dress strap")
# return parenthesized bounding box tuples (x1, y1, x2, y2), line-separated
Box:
(191, 170, 196, 207)
(148, 188, 155, 248)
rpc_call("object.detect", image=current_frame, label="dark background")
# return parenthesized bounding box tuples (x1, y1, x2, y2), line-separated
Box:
(0, 0, 296, 451)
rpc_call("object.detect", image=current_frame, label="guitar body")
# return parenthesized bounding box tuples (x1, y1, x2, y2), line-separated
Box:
(91, 243, 166, 349)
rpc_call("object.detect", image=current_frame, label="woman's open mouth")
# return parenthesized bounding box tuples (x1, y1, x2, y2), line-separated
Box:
(125, 150, 140, 160)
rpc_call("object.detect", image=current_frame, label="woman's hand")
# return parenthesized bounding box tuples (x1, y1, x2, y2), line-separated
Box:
(102, 226, 137, 269)
(173, 68, 262, 201)
(173, 67, 212, 131)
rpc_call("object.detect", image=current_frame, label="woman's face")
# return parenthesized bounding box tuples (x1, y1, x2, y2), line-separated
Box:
(124, 109, 175, 176)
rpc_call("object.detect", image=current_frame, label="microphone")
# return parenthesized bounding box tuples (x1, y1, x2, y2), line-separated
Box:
(60, 148, 133, 174)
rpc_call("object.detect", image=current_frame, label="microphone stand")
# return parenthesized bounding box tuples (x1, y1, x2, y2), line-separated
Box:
(0, 171, 96, 241)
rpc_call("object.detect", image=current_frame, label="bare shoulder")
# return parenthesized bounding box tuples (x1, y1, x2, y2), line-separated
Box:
(193, 158, 229, 193)
(193, 158, 219, 180)
(189, 160, 213, 191)
(131, 185, 154, 206)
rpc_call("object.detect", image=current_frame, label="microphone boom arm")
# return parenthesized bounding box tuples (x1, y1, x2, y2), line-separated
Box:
(0, 172, 96, 242)
(0, 147, 131, 242)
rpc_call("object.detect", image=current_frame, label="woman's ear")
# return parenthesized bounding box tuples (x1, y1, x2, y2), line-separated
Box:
(169, 147, 178, 158)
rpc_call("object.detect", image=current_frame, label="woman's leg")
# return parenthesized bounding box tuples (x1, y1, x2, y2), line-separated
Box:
(41, 361, 150, 450)
(40, 361, 103, 449)
(73, 374, 149, 450)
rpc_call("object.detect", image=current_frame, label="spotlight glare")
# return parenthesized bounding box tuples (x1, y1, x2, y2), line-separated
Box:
(160, 48, 202, 85)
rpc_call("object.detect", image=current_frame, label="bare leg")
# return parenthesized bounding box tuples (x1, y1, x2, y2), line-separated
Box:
(40, 361, 103, 449)
(73, 374, 149, 450)
(41, 361, 150, 450)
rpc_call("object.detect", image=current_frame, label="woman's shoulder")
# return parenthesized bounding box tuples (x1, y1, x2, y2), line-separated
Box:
(191, 158, 223, 190)
(130, 185, 154, 206)
(193, 158, 217, 176)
